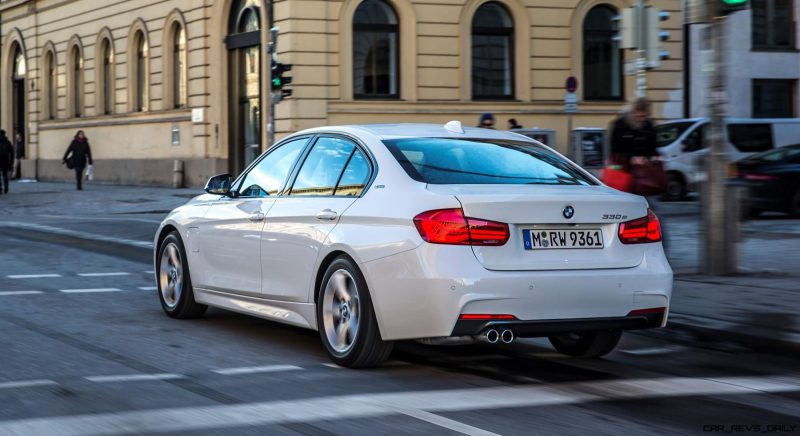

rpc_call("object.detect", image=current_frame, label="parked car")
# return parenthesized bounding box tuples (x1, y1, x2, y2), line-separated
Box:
(154, 122, 673, 368)
(736, 144, 800, 217)
(656, 118, 800, 200)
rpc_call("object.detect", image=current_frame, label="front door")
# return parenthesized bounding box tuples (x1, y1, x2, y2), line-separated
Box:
(261, 136, 373, 302)
(12, 79, 25, 138)
(194, 137, 309, 296)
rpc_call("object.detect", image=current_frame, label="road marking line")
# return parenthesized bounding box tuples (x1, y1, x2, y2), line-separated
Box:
(621, 346, 685, 356)
(322, 363, 343, 369)
(138, 286, 158, 291)
(0, 291, 43, 296)
(6, 274, 61, 279)
(5, 375, 799, 435)
(399, 408, 500, 436)
(77, 272, 131, 277)
(85, 373, 185, 383)
(0, 379, 58, 390)
(212, 365, 303, 376)
(59, 288, 123, 294)
(143, 270, 155, 275)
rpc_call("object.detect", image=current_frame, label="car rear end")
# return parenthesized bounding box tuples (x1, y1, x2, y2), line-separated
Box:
(359, 131, 672, 345)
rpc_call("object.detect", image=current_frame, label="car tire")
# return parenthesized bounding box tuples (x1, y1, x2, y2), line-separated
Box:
(548, 330, 622, 358)
(662, 173, 686, 201)
(317, 256, 393, 368)
(157, 232, 207, 319)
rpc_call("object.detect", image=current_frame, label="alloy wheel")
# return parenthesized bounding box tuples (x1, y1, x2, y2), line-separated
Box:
(322, 269, 361, 354)
(159, 242, 183, 309)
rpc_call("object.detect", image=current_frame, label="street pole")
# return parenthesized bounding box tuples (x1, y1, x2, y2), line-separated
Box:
(703, 2, 732, 275)
(636, 0, 647, 97)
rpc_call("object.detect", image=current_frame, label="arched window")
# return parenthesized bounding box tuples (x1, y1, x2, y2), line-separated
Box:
(172, 24, 187, 108)
(134, 31, 148, 111)
(353, 0, 399, 99)
(583, 5, 622, 100)
(472, 2, 514, 100)
(45, 51, 56, 119)
(99, 39, 114, 115)
(70, 46, 83, 117)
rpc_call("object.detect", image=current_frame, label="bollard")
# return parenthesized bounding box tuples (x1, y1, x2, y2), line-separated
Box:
(172, 159, 184, 189)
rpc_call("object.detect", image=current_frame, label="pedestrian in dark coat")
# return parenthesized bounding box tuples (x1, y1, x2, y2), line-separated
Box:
(609, 98, 658, 167)
(62, 130, 93, 190)
(0, 130, 14, 194)
(13, 130, 24, 179)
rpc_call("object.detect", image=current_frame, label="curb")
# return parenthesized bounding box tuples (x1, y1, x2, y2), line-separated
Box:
(658, 313, 800, 357)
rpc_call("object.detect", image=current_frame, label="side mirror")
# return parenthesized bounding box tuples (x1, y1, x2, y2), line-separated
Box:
(204, 173, 234, 196)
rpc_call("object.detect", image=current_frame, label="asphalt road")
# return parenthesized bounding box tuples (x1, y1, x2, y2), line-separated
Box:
(1, 229, 800, 435)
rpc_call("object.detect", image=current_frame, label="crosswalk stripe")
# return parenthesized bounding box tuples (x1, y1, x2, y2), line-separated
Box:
(6, 274, 61, 279)
(59, 288, 123, 294)
(85, 374, 185, 383)
(212, 365, 302, 376)
(3, 375, 799, 435)
(0, 291, 43, 296)
(0, 379, 58, 390)
(138, 286, 158, 291)
(77, 272, 131, 277)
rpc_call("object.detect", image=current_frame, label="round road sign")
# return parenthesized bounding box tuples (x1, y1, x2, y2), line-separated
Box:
(566, 76, 578, 93)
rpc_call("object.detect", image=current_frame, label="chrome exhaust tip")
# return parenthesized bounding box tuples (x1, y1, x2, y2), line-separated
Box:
(500, 329, 515, 344)
(484, 329, 499, 344)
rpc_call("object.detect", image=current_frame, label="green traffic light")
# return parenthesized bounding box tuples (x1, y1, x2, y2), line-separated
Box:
(722, 0, 747, 3)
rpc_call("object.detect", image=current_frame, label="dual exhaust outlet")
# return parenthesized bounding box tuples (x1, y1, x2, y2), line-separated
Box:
(481, 328, 515, 344)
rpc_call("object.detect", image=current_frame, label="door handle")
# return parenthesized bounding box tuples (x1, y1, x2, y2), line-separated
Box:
(315, 209, 338, 221)
(248, 212, 266, 222)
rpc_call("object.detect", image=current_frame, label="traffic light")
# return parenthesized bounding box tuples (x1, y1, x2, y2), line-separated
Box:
(645, 8, 670, 69)
(719, 0, 749, 14)
(612, 7, 637, 49)
(270, 60, 292, 102)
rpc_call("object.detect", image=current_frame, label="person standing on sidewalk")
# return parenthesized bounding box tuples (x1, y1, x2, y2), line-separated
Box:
(62, 130, 93, 190)
(0, 130, 14, 194)
(609, 98, 658, 167)
(477, 113, 496, 129)
(13, 130, 24, 179)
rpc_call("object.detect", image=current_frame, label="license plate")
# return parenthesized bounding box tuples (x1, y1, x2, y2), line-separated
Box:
(523, 229, 604, 250)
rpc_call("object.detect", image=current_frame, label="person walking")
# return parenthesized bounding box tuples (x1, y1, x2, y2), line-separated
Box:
(62, 130, 93, 190)
(609, 97, 658, 167)
(477, 113, 496, 129)
(507, 118, 523, 130)
(0, 130, 14, 194)
(13, 130, 24, 179)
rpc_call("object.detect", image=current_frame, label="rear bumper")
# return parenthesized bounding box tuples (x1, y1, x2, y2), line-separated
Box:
(360, 242, 673, 341)
(451, 310, 666, 338)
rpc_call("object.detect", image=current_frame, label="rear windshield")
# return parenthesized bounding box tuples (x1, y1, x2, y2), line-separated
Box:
(655, 122, 695, 148)
(383, 138, 595, 185)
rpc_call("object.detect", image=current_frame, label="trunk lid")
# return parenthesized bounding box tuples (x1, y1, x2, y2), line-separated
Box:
(426, 184, 650, 271)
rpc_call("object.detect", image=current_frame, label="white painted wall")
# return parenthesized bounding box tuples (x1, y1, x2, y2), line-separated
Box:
(688, 3, 800, 118)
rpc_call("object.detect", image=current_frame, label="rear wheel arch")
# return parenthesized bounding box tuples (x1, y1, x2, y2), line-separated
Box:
(314, 250, 350, 305)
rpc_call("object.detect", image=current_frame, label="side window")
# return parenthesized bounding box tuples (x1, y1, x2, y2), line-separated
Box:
(682, 124, 707, 152)
(335, 149, 371, 196)
(728, 124, 773, 153)
(239, 138, 308, 198)
(291, 137, 356, 196)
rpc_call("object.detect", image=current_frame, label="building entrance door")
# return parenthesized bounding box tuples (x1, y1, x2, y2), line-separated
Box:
(225, 1, 262, 177)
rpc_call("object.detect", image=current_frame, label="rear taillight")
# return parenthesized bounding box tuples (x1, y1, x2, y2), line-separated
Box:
(740, 173, 778, 181)
(413, 208, 509, 246)
(618, 209, 662, 244)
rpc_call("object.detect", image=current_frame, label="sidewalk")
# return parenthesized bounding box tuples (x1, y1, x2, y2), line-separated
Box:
(2, 180, 799, 354)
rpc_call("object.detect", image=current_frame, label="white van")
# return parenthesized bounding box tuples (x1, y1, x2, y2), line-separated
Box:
(655, 118, 800, 200)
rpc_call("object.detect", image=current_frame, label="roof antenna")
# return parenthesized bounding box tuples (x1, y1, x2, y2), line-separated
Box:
(444, 120, 464, 134)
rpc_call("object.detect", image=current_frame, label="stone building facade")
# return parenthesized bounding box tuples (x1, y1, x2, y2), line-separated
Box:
(0, 0, 683, 186)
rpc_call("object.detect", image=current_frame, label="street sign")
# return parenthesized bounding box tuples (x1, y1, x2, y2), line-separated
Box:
(564, 92, 578, 113)
(565, 76, 578, 93)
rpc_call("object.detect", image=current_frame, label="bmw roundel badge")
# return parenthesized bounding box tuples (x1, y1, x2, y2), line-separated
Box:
(563, 205, 575, 219)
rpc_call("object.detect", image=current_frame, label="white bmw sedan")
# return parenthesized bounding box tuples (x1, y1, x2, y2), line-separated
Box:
(154, 122, 672, 367)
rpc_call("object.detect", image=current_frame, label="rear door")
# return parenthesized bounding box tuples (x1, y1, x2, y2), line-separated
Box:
(260, 136, 373, 302)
